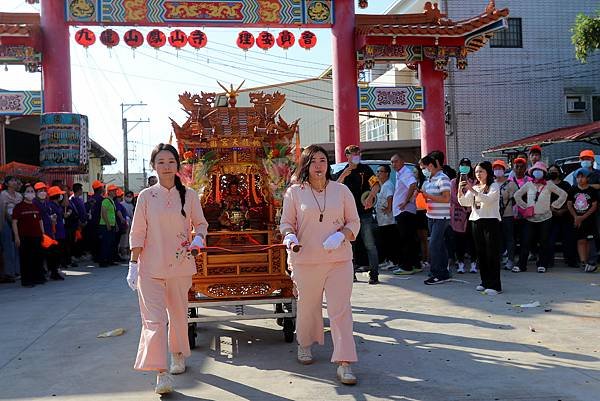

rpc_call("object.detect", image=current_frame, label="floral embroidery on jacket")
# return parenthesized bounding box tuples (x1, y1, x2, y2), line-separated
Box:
(174, 232, 192, 261)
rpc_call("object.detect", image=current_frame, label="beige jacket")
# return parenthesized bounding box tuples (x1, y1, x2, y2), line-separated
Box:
(514, 180, 567, 223)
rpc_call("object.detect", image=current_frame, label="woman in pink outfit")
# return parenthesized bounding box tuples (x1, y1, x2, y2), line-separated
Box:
(127, 143, 208, 394)
(280, 145, 360, 385)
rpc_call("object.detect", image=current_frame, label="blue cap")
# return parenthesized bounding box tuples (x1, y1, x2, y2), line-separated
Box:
(575, 168, 591, 177)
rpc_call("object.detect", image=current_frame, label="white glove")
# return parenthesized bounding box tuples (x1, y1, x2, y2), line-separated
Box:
(188, 235, 204, 255)
(283, 233, 299, 249)
(323, 232, 345, 250)
(126, 261, 138, 291)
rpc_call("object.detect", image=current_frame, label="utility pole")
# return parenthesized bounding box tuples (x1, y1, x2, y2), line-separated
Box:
(121, 102, 149, 191)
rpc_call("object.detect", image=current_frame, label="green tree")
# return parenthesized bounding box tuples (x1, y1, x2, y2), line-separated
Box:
(571, 9, 600, 63)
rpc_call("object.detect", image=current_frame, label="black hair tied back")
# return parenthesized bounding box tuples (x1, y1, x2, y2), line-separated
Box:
(150, 143, 187, 217)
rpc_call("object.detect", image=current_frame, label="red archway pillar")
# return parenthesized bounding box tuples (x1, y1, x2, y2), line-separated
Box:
(418, 59, 446, 157)
(41, 0, 72, 112)
(332, 1, 359, 163)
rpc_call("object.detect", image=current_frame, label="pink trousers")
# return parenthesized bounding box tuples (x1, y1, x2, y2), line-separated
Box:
(291, 260, 358, 363)
(134, 274, 192, 371)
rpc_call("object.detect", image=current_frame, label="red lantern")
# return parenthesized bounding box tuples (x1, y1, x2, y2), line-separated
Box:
(236, 31, 254, 51)
(74, 28, 95, 48)
(123, 29, 144, 49)
(188, 30, 207, 49)
(147, 29, 166, 49)
(276, 30, 295, 49)
(168, 29, 187, 49)
(100, 29, 120, 48)
(299, 31, 317, 50)
(256, 31, 275, 51)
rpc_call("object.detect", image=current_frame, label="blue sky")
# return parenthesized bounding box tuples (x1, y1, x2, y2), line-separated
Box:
(1, 0, 398, 174)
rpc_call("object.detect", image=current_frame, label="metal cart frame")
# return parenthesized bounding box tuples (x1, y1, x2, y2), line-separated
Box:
(187, 296, 296, 348)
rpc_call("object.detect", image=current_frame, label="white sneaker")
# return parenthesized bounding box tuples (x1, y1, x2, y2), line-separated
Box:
(469, 262, 478, 273)
(585, 264, 598, 273)
(457, 262, 465, 274)
(155, 372, 174, 394)
(483, 289, 501, 295)
(537, 266, 546, 273)
(379, 260, 393, 268)
(297, 345, 313, 365)
(476, 285, 485, 291)
(170, 352, 186, 375)
(336, 364, 357, 385)
(511, 266, 522, 273)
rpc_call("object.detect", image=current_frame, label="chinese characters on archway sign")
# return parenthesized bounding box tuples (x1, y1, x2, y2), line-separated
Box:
(377, 90, 407, 106)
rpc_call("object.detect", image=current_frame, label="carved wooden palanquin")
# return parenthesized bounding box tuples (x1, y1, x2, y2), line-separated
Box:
(172, 90, 298, 300)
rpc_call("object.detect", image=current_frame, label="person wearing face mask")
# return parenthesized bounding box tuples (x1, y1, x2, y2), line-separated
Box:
(513, 162, 567, 273)
(336, 145, 381, 284)
(419, 152, 452, 285)
(46, 186, 66, 280)
(12, 184, 45, 287)
(68, 183, 87, 263)
(578, 150, 600, 263)
(547, 165, 577, 268)
(0, 176, 23, 281)
(98, 185, 119, 267)
(493, 160, 518, 270)
(450, 158, 478, 274)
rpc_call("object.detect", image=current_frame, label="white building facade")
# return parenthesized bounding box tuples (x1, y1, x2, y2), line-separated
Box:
(384, 0, 600, 165)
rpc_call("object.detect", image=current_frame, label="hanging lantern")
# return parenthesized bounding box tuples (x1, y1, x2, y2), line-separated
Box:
(146, 29, 166, 49)
(256, 31, 275, 51)
(100, 29, 120, 48)
(74, 28, 95, 48)
(299, 31, 317, 50)
(168, 29, 187, 49)
(188, 30, 208, 49)
(236, 31, 254, 51)
(123, 29, 144, 49)
(276, 30, 295, 50)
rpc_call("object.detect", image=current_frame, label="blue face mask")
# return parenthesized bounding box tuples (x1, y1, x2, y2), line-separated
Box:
(532, 170, 544, 180)
(422, 168, 431, 179)
(581, 160, 593, 169)
(459, 165, 471, 175)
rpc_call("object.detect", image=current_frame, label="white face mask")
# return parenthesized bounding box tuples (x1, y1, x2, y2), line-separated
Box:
(24, 192, 35, 201)
(493, 169, 505, 178)
(351, 155, 361, 165)
(37, 191, 47, 200)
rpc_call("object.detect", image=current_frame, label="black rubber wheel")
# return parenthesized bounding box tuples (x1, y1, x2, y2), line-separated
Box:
(283, 318, 295, 343)
(188, 322, 197, 349)
(188, 307, 198, 349)
(275, 303, 284, 326)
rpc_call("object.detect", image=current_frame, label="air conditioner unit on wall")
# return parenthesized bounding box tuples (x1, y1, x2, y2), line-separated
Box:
(566, 97, 587, 113)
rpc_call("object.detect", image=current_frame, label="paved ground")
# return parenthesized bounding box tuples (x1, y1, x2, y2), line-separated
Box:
(1, 259, 599, 401)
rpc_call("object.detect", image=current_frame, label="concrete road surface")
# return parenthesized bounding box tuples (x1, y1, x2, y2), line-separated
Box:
(1, 260, 599, 401)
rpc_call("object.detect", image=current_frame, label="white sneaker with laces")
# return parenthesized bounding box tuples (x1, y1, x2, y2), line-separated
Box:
(457, 262, 465, 274)
(585, 264, 597, 273)
(476, 285, 485, 291)
(336, 364, 357, 385)
(155, 372, 174, 394)
(537, 266, 546, 273)
(170, 352, 186, 375)
(297, 345, 313, 365)
(470, 262, 478, 273)
(483, 289, 501, 295)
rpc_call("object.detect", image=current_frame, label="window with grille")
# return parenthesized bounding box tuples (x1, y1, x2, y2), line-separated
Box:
(490, 18, 522, 48)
